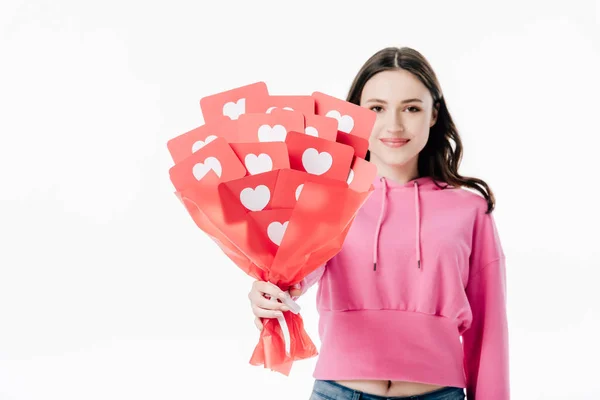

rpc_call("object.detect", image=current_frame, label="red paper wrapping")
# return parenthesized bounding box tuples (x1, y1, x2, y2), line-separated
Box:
(167, 82, 378, 375)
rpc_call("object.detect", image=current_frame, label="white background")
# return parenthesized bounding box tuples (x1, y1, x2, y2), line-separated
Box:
(1, 0, 599, 399)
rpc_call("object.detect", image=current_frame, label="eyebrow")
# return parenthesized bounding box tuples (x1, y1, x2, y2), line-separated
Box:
(366, 98, 423, 104)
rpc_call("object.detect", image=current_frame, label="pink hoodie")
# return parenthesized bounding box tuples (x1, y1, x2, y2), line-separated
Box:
(299, 175, 509, 399)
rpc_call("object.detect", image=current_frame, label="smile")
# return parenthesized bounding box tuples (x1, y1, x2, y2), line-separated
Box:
(380, 138, 410, 148)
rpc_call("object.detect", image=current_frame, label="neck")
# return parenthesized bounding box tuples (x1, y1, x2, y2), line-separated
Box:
(372, 157, 420, 185)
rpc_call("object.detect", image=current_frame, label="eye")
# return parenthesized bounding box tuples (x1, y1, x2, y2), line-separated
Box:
(370, 105, 384, 113)
(405, 106, 421, 112)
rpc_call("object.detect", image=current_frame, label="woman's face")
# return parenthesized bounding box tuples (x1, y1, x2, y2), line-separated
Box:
(360, 69, 438, 170)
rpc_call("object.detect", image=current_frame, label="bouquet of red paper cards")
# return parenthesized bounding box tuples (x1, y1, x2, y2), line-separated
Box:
(166, 81, 378, 375)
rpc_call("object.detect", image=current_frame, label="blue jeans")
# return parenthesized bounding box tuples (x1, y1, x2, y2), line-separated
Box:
(309, 380, 465, 400)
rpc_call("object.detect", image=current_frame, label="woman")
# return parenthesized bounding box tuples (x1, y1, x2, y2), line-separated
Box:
(248, 47, 509, 400)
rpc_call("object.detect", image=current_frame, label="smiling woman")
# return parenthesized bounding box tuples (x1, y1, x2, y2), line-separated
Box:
(248, 46, 509, 400)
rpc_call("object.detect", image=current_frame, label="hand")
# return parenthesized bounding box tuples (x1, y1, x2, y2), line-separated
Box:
(248, 280, 303, 331)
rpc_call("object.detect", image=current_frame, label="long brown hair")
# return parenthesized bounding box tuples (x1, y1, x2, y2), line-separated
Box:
(346, 47, 496, 213)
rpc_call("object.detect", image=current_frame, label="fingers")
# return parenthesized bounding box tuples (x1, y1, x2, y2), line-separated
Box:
(254, 317, 263, 331)
(252, 280, 287, 300)
(256, 293, 289, 311)
(251, 303, 284, 319)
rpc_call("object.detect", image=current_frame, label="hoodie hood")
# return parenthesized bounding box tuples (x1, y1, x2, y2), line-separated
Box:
(371, 175, 452, 271)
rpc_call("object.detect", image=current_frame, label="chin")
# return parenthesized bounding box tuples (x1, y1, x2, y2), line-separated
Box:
(373, 150, 417, 167)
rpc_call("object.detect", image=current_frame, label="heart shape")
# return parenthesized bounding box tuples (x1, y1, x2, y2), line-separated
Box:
(239, 185, 271, 211)
(325, 110, 354, 133)
(192, 157, 222, 180)
(191, 135, 217, 153)
(266, 106, 294, 114)
(267, 221, 289, 246)
(257, 124, 287, 142)
(222, 98, 246, 120)
(346, 169, 354, 184)
(244, 153, 273, 175)
(304, 126, 319, 137)
(295, 184, 304, 201)
(302, 148, 333, 176)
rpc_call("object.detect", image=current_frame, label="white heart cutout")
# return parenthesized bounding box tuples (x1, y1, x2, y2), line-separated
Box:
(266, 106, 294, 114)
(192, 157, 222, 180)
(302, 148, 333, 175)
(347, 169, 355, 184)
(295, 184, 304, 201)
(257, 124, 287, 142)
(239, 185, 271, 211)
(191, 135, 217, 153)
(267, 221, 289, 246)
(326, 110, 354, 133)
(222, 98, 246, 120)
(244, 153, 273, 175)
(305, 126, 319, 137)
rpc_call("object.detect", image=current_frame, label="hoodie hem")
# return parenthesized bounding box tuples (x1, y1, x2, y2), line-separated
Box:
(312, 309, 467, 388)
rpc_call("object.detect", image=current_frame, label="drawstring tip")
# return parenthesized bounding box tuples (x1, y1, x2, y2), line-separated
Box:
(373, 262, 377, 271)
(417, 260, 421, 269)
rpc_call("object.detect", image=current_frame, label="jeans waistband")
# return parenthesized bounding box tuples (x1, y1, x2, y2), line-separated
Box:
(312, 380, 465, 400)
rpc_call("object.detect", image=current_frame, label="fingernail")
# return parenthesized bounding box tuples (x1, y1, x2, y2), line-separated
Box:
(281, 306, 290, 311)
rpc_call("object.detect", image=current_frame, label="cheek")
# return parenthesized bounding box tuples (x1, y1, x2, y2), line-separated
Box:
(409, 116, 431, 139)
(368, 118, 385, 143)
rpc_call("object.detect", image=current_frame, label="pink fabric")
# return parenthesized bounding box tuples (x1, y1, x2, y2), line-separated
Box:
(299, 175, 509, 399)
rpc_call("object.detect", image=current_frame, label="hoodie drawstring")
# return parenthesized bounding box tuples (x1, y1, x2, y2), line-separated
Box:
(373, 178, 422, 271)
(373, 177, 387, 271)
(414, 180, 421, 269)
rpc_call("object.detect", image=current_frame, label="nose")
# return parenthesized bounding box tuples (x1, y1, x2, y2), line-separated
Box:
(386, 111, 404, 134)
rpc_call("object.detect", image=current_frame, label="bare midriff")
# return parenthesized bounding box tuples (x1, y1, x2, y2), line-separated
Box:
(334, 380, 447, 397)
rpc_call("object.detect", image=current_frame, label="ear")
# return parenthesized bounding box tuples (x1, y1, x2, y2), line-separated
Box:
(430, 102, 439, 127)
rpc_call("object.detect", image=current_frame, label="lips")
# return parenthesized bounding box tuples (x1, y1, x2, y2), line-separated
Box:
(380, 138, 410, 143)
(380, 138, 410, 148)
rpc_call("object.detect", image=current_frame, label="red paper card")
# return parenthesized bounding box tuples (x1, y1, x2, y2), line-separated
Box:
(247, 208, 294, 255)
(311, 91, 376, 140)
(347, 156, 378, 192)
(237, 111, 305, 143)
(285, 131, 355, 182)
(335, 131, 370, 159)
(167, 117, 239, 164)
(229, 142, 290, 175)
(168, 137, 246, 192)
(221, 170, 279, 212)
(302, 114, 338, 142)
(270, 169, 348, 209)
(246, 95, 315, 116)
(199, 81, 269, 124)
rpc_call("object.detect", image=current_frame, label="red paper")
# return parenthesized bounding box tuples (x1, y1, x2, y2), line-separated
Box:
(302, 113, 339, 142)
(168, 137, 247, 192)
(237, 111, 305, 143)
(246, 94, 315, 116)
(312, 91, 377, 140)
(169, 83, 377, 376)
(200, 81, 269, 123)
(167, 117, 239, 164)
(270, 169, 347, 209)
(285, 131, 355, 182)
(174, 169, 373, 375)
(335, 130, 370, 159)
(229, 142, 290, 176)
(347, 156, 379, 192)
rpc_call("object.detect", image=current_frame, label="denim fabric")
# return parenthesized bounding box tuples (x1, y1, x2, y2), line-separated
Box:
(309, 380, 465, 400)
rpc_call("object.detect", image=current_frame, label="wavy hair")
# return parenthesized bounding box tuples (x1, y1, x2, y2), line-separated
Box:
(346, 47, 496, 213)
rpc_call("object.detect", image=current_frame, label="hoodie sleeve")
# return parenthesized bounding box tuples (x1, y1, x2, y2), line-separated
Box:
(462, 207, 510, 399)
(292, 264, 326, 300)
